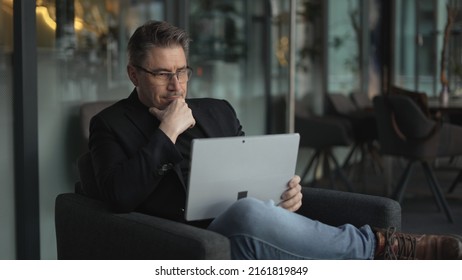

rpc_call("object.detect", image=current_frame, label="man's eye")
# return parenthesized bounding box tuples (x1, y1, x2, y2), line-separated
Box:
(155, 72, 168, 79)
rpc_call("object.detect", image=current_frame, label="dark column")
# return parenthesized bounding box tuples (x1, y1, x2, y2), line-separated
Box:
(13, 1, 40, 259)
(56, 0, 75, 55)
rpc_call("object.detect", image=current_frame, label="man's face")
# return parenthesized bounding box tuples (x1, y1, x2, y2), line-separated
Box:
(128, 46, 188, 109)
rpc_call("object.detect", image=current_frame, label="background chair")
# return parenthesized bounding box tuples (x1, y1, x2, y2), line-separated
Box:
(448, 170, 462, 194)
(373, 94, 462, 222)
(55, 151, 402, 259)
(327, 93, 381, 184)
(295, 115, 355, 191)
(351, 91, 373, 110)
(389, 86, 432, 117)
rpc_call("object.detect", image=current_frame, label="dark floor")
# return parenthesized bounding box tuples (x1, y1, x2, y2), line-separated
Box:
(306, 155, 462, 235)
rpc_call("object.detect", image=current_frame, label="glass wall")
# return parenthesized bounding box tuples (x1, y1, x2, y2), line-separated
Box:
(187, 0, 292, 134)
(393, 0, 452, 97)
(188, 0, 257, 131)
(446, 0, 462, 96)
(6, 0, 438, 259)
(325, 0, 386, 103)
(327, 0, 361, 95)
(394, 0, 432, 94)
(36, 0, 165, 259)
(35, 0, 292, 258)
(295, 0, 325, 115)
(0, 0, 15, 260)
(187, 0, 316, 174)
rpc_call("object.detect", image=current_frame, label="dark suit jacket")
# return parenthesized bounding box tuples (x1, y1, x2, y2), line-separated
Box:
(88, 89, 244, 222)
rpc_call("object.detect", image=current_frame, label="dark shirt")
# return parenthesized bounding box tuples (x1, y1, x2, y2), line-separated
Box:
(175, 125, 207, 186)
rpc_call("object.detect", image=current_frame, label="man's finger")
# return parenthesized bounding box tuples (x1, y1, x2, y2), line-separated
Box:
(149, 107, 163, 119)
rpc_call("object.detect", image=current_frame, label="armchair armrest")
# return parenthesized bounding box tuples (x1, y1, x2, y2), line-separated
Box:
(55, 193, 230, 260)
(298, 187, 401, 230)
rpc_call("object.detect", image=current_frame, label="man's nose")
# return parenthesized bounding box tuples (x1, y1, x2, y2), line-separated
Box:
(167, 75, 182, 90)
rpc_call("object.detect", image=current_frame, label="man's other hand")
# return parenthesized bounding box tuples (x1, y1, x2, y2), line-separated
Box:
(279, 175, 302, 212)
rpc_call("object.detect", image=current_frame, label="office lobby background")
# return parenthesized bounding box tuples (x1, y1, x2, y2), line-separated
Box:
(0, 0, 455, 259)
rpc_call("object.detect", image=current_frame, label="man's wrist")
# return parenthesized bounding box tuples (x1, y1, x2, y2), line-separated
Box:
(158, 124, 179, 143)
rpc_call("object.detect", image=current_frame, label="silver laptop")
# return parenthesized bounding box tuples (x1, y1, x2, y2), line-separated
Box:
(185, 133, 300, 221)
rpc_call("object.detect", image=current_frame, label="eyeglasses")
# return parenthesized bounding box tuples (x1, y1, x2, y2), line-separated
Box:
(133, 65, 192, 85)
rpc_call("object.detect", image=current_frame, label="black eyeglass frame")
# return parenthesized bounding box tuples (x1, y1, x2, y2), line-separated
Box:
(132, 65, 193, 83)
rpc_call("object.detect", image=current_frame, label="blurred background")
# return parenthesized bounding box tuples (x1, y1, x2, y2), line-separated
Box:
(2, 0, 462, 259)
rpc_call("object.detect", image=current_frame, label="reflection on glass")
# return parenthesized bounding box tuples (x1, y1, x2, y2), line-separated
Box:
(189, 0, 245, 62)
(188, 0, 265, 133)
(327, 0, 360, 94)
(0, 0, 15, 260)
(35, 0, 166, 259)
(393, 0, 452, 97)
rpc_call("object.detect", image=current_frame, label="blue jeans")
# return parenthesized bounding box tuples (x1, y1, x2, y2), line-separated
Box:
(207, 197, 376, 260)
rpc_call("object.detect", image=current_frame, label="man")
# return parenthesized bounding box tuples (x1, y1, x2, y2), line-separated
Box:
(88, 20, 462, 260)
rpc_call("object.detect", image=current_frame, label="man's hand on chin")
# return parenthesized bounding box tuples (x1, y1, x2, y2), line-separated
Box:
(149, 98, 196, 143)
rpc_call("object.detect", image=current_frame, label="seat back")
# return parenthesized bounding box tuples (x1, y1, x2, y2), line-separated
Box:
(327, 93, 359, 116)
(350, 91, 372, 110)
(373, 95, 439, 159)
(295, 115, 353, 149)
(80, 101, 115, 145)
(328, 93, 378, 143)
(389, 86, 430, 117)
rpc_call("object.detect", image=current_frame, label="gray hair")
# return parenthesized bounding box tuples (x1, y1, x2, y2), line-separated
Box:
(127, 20, 191, 66)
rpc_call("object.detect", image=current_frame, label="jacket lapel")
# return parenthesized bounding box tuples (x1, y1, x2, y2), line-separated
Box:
(187, 100, 221, 138)
(123, 90, 160, 141)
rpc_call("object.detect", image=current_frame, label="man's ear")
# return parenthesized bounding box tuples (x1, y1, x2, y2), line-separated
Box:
(127, 65, 138, 86)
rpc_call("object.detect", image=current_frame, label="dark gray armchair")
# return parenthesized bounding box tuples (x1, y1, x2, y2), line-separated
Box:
(54, 152, 401, 260)
(373, 94, 462, 222)
(295, 115, 355, 191)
